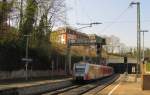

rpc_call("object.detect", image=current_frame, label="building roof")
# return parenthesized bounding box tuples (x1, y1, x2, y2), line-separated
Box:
(53, 26, 88, 37)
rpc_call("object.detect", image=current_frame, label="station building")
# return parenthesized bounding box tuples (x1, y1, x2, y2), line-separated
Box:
(50, 27, 89, 45)
(50, 26, 106, 59)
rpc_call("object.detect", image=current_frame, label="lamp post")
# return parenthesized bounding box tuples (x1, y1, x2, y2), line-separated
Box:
(130, 1, 141, 82)
(140, 30, 148, 60)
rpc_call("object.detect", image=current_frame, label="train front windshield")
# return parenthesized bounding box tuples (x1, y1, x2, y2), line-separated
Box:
(75, 68, 85, 73)
(74, 64, 86, 74)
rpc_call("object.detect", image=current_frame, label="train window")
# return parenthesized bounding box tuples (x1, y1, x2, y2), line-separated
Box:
(75, 68, 85, 73)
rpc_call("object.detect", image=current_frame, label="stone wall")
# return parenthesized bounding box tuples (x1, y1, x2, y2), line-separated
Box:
(0, 69, 66, 80)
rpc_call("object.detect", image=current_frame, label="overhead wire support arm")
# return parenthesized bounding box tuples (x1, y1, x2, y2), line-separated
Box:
(76, 22, 102, 30)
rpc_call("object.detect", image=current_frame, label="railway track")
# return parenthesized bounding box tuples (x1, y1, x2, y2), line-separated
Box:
(42, 85, 81, 95)
(42, 74, 119, 95)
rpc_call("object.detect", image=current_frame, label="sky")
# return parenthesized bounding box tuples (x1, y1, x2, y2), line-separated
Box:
(65, 0, 150, 47)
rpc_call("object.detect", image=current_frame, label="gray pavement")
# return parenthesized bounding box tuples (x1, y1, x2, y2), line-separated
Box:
(0, 77, 72, 90)
(97, 74, 150, 95)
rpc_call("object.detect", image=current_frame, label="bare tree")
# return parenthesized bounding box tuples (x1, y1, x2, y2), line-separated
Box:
(120, 43, 126, 55)
(9, 0, 66, 32)
(0, 0, 14, 33)
(105, 35, 120, 53)
(35, 0, 66, 31)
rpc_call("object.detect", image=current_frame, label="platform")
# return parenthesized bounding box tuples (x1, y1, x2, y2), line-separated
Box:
(97, 74, 150, 95)
(0, 76, 71, 90)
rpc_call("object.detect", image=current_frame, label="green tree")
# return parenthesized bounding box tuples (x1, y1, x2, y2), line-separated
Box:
(21, 0, 37, 35)
(145, 48, 150, 58)
(0, 0, 19, 44)
(0, 0, 14, 32)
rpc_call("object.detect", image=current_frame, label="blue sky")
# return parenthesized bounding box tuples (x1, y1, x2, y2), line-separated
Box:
(65, 0, 150, 47)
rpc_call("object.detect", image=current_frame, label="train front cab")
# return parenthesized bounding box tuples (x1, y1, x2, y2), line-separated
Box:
(73, 63, 87, 81)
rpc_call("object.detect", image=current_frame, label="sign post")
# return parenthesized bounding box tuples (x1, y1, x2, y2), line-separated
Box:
(22, 35, 32, 80)
(22, 58, 32, 80)
(124, 56, 128, 76)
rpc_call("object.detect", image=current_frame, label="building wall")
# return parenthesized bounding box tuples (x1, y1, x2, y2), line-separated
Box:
(50, 27, 89, 45)
(0, 70, 66, 80)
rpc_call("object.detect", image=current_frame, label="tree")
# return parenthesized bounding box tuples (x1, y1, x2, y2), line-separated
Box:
(145, 48, 150, 58)
(0, 0, 66, 70)
(0, 0, 14, 34)
(11, 0, 66, 38)
(21, 0, 38, 35)
(31, 0, 66, 52)
(35, 0, 66, 38)
(105, 35, 120, 53)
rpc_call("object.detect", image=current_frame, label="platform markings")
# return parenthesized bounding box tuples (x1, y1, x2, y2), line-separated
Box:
(107, 81, 121, 95)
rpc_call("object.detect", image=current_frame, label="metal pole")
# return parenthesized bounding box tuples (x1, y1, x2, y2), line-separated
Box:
(20, 0, 23, 29)
(129, 2, 141, 81)
(56, 55, 58, 72)
(137, 2, 141, 79)
(51, 60, 54, 79)
(69, 47, 71, 74)
(140, 30, 148, 59)
(23, 35, 31, 80)
(25, 36, 29, 80)
(65, 27, 67, 73)
(143, 32, 144, 59)
(126, 58, 128, 74)
(52, 60, 54, 78)
(66, 27, 71, 75)
(66, 39, 71, 75)
(99, 45, 102, 64)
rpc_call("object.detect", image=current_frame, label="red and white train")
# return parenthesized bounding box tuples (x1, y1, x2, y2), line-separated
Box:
(73, 62, 113, 81)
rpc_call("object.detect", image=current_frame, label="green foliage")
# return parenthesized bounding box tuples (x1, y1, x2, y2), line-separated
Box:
(145, 48, 150, 58)
(37, 15, 46, 38)
(145, 63, 150, 72)
(0, 0, 71, 71)
(0, 0, 14, 32)
(0, 0, 7, 26)
(21, 0, 37, 35)
(0, 40, 24, 71)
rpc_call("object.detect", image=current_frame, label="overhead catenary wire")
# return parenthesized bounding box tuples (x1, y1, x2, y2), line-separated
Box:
(102, 20, 150, 23)
(75, 0, 93, 25)
(100, 6, 131, 32)
(79, 0, 93, 23)
(74, 0, 78, 23)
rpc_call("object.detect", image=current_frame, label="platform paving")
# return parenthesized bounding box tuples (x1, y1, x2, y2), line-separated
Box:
(0, 76, 71, 90)
(97, 74, 150, 95)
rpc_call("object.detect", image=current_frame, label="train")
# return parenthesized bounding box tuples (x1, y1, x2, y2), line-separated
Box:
(73, 62, 113, 81)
